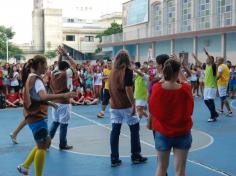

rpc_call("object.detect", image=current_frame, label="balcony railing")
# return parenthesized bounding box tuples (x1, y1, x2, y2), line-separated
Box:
(101, 12, 236, 45)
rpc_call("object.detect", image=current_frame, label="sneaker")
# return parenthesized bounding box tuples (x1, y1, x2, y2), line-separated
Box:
(59, 145, 73, 150)
(131, 155, 148, 164)
(215, 112, 219, 118)
(111, 159, 122, 167)
(208, 118, 217, 122)
(10, 133, 18, 144)
(225, 111, 233, 117)
(97, 112, 105, 118)
(17, 165, 29, 176)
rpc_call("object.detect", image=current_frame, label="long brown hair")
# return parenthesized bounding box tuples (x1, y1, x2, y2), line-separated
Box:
(21, 55, 47, 87)
(110, 50, 131, 88)
(163, 59, 181, 81)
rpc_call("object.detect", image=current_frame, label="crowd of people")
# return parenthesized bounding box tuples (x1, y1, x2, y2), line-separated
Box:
(0, 46, 234, 176)
(0, 53, 235, 110)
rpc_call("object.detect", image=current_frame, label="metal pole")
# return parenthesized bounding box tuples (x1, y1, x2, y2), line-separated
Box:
(6, 37, 9, 63)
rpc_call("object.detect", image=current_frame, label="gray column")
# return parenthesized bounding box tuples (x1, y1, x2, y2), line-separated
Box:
(221, 33, 226, 59)
(193, 36, 198, 58)
(152, 42, 156, 58)
(136, 44, 140, 62)
(171, 39, 175, 54)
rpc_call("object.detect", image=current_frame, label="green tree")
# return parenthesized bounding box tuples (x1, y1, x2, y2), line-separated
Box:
(95, 47, 102, 54)
(96, 22, 122, 42)
(45, 50, 57, 59)
(0, 25, 23, 59)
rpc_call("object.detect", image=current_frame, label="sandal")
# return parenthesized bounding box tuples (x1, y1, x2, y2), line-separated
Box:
(10, 133, 18, 144)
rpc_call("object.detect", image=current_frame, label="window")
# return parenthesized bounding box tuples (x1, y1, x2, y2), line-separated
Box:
(67, 18, 74, 23)
(84, 36, 94, 42)
(167, 0, 176, 34)
(151, 2, 162, 35)
(197, 0, 211, 30)
(182, 0, 192, 32)
(217, 0, 232, 27)
(66, 35, 75, 41)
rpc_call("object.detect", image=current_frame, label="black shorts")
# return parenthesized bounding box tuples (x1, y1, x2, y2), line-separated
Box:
(102, 89, 110, 106)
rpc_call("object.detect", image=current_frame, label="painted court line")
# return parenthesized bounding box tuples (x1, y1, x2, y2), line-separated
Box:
(71, 111, 155, 148)
(70, 111, 232, 176)
(230, 100, 236, 110)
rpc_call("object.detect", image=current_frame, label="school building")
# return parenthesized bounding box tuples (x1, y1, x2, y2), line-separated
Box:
(99, 0, 236, 63)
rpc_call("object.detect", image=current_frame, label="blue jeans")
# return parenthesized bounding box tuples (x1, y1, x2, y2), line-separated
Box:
(49, 122, 68, 147)
(110, 123, 141, 161)
(204, 99, 218, 119)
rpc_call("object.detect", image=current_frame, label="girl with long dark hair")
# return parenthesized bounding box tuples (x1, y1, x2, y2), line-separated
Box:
(17, 55, 76, 176)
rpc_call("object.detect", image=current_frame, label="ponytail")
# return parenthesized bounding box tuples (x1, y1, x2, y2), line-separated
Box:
(163, 59, 181, 81)
(212, 63, 217, 77)
(209, 56, 217, 76)
(21, 59, 33, 87)
(21, 55, 47, 87)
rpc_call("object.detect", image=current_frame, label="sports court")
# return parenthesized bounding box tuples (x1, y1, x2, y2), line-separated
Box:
(0, 98, 236, 176)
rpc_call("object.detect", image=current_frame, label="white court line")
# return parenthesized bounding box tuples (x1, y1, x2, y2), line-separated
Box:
(71, 111, 155, 148)
(67, 111, 233, 176)
(230, 100, 236, 110)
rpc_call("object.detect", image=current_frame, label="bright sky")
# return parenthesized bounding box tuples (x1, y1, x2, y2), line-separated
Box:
(0, 0, 127, 44)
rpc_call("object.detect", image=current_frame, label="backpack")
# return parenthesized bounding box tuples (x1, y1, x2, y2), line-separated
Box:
(0, 93, 6, 109)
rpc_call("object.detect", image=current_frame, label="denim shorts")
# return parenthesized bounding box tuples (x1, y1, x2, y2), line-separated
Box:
(28, 118, 49, 143)
(155, 132, 192, 151)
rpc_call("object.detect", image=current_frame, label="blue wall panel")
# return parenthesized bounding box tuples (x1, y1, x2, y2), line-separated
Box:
(124, 45, 136, 58)
(175, 38, 193, 55)
(139, 42, 152, 58)
(226, 32, 236, 52)
(155, 40, 171, 56)
(113, 46, 123, 57)
(198, 35, 221, 53)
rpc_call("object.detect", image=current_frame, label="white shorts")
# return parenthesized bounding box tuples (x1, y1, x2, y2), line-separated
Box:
(135, 99, 147, 107)
(204, 87, 217, 100)
(110, 108, 139, 125)
(218, 86, 227, 97)
(52, 104, 71, 124)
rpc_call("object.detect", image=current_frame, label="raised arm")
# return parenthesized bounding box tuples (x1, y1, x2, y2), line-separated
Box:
(192, 53, 202, 66)
(130, 64, 144, 77)
(58, 46, 77, 69)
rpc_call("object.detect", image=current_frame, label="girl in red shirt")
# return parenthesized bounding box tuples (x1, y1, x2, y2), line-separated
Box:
(6, 89, 20, 107)
(84, 88, 99, 105)
(149, 59, 193, 176)
(71, 87, 85, 105)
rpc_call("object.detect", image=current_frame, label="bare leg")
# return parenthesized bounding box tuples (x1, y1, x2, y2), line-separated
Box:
(173, 148, 189, 176)
(156, 150, 170, 176)
(10, 119, 27, 144)
(224, 100, 232, 112)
